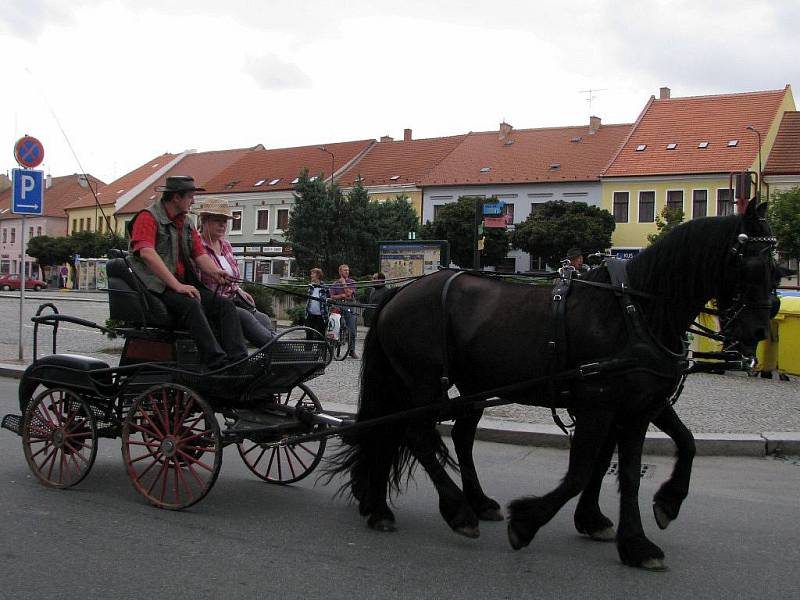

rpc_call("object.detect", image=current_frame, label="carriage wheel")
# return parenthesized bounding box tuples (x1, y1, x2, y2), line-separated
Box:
(237, 384, 327, 484)
(22, 388, 98, 489)
(332, 323, 351, 361)
(122, 384, 222, 510)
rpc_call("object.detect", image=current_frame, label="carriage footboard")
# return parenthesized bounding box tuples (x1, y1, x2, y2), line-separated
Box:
(1, 413, 21, 436)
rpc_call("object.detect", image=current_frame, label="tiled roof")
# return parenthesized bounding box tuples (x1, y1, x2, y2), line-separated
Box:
(421, 123, 632, 186)
(201, 139, 375, 194)
(117, 147, 257, 214)
(336, 135, 467, 187)
(65, 152, 178, 210)
(0, 173, 105, 220)
(764, 111, 800, 175)
(603, 88, 790, 177)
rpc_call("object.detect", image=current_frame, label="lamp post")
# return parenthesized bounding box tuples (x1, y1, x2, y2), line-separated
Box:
(746, 125, 763, 200)
(318, 146, 335, 188)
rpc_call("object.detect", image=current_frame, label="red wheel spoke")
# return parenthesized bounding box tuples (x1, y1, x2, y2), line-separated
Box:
(177, 428, 212, 445)
(180, 413, 206, 436)
(283, 447, 298, 479)
(241, 442, 264, 457)
(159, 458, 171, 503)
(146, 460, 168, 495)
(44, 446, 58, 480)
(30, 443, 52, 460)
(130, 448, 163, 463)
(152, 390, 170, 436)
(138, 408, 165, 438)
(176, 449, 213, 472)
(174, 395, 194, 435)
(135, 451, 164, 483)
(250, 445, 269, 468)
(286, 445, 309, 471)
(34, 406, 57, 429)
(265, 446, 277, 476)
(293, 443, 319, 459)
(127, 439, 162, 449)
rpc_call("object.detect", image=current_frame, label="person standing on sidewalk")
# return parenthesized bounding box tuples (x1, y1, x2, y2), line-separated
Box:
(329, 264, 358, 358)
(304, 267, 329, 340)
(127, 175, 248, 371)
(364, 272, 389, 327)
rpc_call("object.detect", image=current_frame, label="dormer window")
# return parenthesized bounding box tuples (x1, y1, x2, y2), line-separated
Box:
(389, 175, 400, 181)
(254, 179, 266, 186)
(291, 178, 300, 184)
(549, 163, 561, 171)
(269, 178, 280, 185)
(309, 176, 318, 182)
(698, 141, 709, 149)
(727, 140, 739, 147)
(571, 136, 582, 143)
(666, 143, 677, 150)
(479, 167, 491, 173)
(635, 144, 647, 152)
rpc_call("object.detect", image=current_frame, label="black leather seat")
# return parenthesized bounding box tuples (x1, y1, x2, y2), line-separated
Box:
(106, 253, 176, 329)
(26, 354, 113, 389)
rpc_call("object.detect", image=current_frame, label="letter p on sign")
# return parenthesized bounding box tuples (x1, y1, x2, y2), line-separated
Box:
(11, 169, 44, 215)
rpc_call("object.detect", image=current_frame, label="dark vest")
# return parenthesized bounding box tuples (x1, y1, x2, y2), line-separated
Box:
(126, 201, 197, 294)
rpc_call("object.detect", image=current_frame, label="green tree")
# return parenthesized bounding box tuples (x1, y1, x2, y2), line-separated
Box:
(511, 201, 615, 268)
(26, 235, 73, 267)
(768, 186, 800, 265)
(372, 195, 419, 242)
(647, 205, 685, 245)
(339, 179, 375, 275)
(420, 196, 507, 268)
(286, 169, 338, 277)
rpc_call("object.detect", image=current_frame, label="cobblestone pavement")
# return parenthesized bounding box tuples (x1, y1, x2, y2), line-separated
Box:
(2, 292, 798, 434)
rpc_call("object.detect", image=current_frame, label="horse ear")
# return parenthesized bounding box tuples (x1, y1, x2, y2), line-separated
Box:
(757, 201, 769, 219)
(744, 198, 758, 218)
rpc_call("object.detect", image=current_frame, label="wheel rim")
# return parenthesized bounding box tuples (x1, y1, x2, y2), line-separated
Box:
(237, 384, 326, 484)
(22, 388, 97, 489)
(122, 384, 221, 510)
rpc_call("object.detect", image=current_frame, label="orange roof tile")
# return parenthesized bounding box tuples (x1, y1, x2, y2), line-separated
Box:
(336, 135, 467, 187)
(0, 173, 105, 220)
(201, 139, 375, 194)
(764, 111, 800, 175)
(117, 147, 258, 214)
(66, 152, 177, 210)
(421, 123, 631, 186)
(603, 88, 789, 177)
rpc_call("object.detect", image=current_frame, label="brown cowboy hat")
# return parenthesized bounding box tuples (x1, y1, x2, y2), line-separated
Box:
(154, 175, 206, 193)
(192, 197, 240, 219)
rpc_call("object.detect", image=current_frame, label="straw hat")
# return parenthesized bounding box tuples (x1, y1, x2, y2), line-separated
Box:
(193, 197, 240, 219)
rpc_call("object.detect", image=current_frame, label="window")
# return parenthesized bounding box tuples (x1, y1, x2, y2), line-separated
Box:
(638, 191, 655, 223)
(277, 208, 289, 230)
(72, 219, 77, 233)
(10, 228, 15, 243)
(86, 218, 91, 231)
(666, 190, 684, 214)
(727, 140, 738, 147)
(2, 229, 6, 243)
(692, 190, 708, 218)
(717, 188, 733, 216)
(666, 143, 677, 150)
(613, 192, 629, 223)
(79, 218, 84, 231)
(635, 144, 646, 151)
(98, 220, 103, 233)
(698, 141, 709, 149)
(29, 227, 33, 239)
(230, 210, 242, 233)
(530, 202, 546, 215)
(256, 209, 269, 231)
(433, 205, 444, 220)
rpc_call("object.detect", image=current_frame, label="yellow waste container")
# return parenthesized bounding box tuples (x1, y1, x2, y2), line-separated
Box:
(775, 296, 800, 376)
(754, 320, 779, 374)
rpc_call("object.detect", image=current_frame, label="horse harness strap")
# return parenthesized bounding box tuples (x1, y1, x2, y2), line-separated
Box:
(440, 271, 466, 393)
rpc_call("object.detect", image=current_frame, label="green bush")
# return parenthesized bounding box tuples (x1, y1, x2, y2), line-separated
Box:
(240, 283, 275, 317)
(286, 305, 306, 326)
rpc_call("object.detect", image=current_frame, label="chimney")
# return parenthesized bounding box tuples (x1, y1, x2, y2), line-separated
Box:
(499, 121, 513, 143)
(45, 174, 53, 189)
(380, 135, 394, 143)
(589, 115, 601, 134)
(78, 173, 89, 189)
(659, 86, 671, 99)
(404, 128, 412, 142)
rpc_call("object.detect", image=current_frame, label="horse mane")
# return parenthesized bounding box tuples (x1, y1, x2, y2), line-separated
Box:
(625, 215, 742, 302)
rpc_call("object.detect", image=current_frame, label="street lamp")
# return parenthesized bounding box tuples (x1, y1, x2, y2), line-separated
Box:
(746, 125, 763, 200)
(318, 146, 335, 187)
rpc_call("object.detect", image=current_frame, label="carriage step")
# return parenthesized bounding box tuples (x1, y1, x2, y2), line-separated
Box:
(1, 413, 21, 436)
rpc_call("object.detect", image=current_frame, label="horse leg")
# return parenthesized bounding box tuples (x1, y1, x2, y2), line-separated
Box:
(507, 409, 614, 550)
(615, 419, 667, 571)
(651, 404, 696, 530)
(407, 422, 480, 538)
(357, 432, 399, 532)
(573, 425, 617, 541)
(451, 409, 503, 521)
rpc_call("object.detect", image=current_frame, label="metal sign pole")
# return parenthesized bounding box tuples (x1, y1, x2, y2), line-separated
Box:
(19, 214, 26, 361)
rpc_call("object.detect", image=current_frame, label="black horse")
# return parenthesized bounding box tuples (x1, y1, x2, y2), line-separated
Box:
(330, 200, 776, 570)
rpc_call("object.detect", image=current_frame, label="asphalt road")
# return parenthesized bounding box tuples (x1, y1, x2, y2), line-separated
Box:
(1, 377, 798, 599)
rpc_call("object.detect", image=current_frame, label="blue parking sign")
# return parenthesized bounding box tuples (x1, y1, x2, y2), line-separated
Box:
(12, 169, 44, 215)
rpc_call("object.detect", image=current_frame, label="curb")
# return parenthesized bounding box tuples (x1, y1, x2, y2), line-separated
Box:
(2, 366, 796, 457)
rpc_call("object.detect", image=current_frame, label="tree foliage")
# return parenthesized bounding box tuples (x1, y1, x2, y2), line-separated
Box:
(511, 201, 615, 268)
(420, 196, 507, 268)
(286, 172, 420, 278)
(647, 205, 685, 245)
(26, 231, 117, 265)
(768, 187, 800, 261)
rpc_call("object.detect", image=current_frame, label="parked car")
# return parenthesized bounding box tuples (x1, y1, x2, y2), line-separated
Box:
(0, 274, 47, 291)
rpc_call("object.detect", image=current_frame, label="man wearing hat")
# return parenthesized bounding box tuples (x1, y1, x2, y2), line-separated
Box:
(127, 175, 247, 370)
(559, 247, 589, 278)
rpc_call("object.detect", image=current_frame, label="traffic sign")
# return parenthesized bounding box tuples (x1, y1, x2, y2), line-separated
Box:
(11, 169, 44, 215)
(14, 136, 45, 168)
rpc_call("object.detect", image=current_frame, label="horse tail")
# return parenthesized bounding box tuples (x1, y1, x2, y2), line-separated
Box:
(324, 287, 430, 501)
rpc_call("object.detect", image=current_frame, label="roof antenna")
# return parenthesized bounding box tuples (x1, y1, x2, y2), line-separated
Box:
(579, 88, 607, 116)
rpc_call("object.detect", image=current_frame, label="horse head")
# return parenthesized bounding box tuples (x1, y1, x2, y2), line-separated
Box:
(717, 199, 779, 357)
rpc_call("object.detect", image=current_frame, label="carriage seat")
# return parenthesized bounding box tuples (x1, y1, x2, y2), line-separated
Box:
(26, 354, 113, 389)
(106, 254, 177, 329)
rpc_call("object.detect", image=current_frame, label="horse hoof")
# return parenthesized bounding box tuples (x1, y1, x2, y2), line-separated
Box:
(639, 558, 669, 572)
(585, 526, 616, 542)
(653, 503, 672, 530)
(369, 518, 397, 532)
(507, 522, 532, 550)
(478, 507, 504, 522)
(454, 525, 480, 539)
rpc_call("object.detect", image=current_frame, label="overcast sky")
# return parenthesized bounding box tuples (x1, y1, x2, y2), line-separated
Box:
(2, 0, 797, 184)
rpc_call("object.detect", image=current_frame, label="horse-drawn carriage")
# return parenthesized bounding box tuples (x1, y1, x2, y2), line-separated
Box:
(1, 251, 346, 509)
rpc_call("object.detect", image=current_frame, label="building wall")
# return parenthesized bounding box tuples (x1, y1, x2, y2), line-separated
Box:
(66, 205, 117, 235)
(364, 188, 422, 218)
(765, 176, 800, 196)
(422, 181, 602, 271)
(0, 216, 64, 276)
(601, 175, 749, 249)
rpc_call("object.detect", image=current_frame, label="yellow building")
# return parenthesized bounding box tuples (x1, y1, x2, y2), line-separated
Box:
(601, 86, 795, 253)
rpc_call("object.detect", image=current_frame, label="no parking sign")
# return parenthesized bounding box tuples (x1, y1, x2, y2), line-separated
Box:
(14, 135, 44, 168)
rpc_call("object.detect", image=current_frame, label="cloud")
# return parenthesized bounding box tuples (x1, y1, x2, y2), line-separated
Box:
(243, 53, 312, 90)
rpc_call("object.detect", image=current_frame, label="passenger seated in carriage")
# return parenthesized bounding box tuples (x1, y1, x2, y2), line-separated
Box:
(126, 175, 248, 371)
